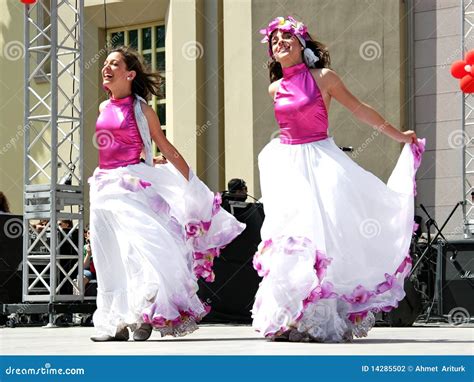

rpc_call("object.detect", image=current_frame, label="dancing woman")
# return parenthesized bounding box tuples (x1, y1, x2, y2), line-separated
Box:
(89, 46, 245, 342)
(252, 17, 424, 342)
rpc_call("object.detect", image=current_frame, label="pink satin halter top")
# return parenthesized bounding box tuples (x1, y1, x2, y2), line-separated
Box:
(95, 95, 143, 169)
(274, 62, 329, 144)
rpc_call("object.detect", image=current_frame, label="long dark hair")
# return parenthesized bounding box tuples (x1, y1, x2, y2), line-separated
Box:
(0, 192, 10, 213)
(109, 46, 164, 101)
(268, 32, 331, 83)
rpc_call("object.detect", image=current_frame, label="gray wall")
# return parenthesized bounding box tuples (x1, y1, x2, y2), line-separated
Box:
(251, 0, 406, 198)
(412, 0, 463, 238)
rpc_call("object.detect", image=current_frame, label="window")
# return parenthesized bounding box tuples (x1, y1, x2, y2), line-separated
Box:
(107, 23, 166, 154)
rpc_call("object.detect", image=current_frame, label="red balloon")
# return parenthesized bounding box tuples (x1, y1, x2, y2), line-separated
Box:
(466, 50, 474, 65)
(451, 49, 474, 93)
(461, 75, 474, 93)
(451, 60, 467, 79)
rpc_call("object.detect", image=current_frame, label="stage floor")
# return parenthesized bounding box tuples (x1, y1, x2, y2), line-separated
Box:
(1, 324, 473, 355)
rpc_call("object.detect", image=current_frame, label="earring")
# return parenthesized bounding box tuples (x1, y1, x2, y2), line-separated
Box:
(127, 77, 131, 80)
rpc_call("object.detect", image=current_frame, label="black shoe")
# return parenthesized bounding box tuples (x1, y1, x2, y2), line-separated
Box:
(288, 329, 308, 342)
(272, 330, 290, 342)
(90, 327, 129, 342)
(133, 323, 153, 341)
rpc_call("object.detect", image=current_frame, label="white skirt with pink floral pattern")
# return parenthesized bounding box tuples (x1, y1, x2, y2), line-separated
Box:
(252, 137, 425, 342)
(88, 162, 245, 338)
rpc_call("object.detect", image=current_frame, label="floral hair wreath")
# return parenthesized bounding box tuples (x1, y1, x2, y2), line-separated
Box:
(259, 16, 319, 68)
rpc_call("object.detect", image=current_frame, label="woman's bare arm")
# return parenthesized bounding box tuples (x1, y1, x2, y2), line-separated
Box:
(141, 102, 190, 180)
(323, 69, 417, 144)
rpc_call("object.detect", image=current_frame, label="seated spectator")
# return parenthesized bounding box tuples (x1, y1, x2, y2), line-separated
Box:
(0, 191, 11, 214)
(226, 178, 248, 202)
(83, 225, 96, 287)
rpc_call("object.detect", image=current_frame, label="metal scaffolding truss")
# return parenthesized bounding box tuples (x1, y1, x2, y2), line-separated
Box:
(22, 0, 86, 305)
(463, 0, 474, 236)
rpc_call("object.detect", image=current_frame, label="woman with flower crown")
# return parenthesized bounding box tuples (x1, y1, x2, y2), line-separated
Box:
(251, 16, 425, 342)
(88, 46, 245, 342)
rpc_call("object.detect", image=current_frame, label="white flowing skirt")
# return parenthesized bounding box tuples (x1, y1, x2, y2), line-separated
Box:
(89, 163, 245, 337)
(252, 137, 425, 342)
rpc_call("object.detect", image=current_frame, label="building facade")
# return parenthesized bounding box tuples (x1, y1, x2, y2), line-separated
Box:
(0, 0, 463, 237)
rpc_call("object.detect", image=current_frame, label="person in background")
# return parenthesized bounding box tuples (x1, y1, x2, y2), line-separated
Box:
(227, 178, 248, 202)
(83, 225, 96, 288)
(0, 192, 11, 214)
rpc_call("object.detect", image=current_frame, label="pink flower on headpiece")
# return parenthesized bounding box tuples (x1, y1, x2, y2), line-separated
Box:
(278, 21, 293, 33)
(259, 16, 309, 54)
(259, 17, 286, 43)
(287, 16, 308, 37)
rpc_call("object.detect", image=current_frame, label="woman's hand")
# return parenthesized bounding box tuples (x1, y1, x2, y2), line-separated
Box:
(153, 155, 168, 165)
(400, 130, 417, 144)
(141, 102, 190, 180)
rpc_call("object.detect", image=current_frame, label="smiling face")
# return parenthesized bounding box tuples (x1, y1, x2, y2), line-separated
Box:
(270, 29, 303, 67)
(101, 51, 135, 96)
